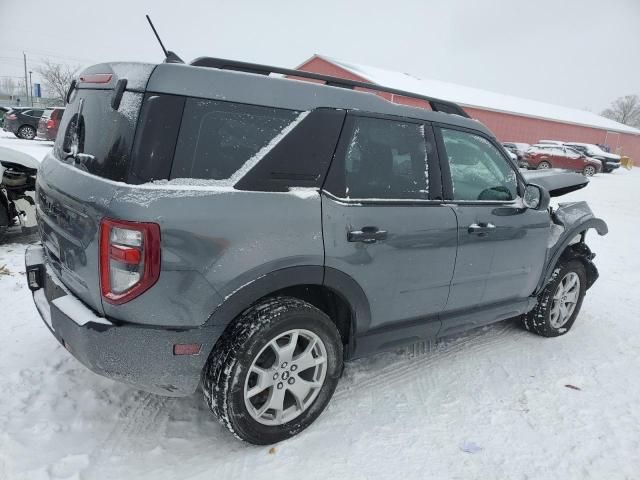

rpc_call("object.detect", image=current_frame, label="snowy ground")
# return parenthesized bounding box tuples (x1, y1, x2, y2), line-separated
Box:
(0, 129, 639, 479)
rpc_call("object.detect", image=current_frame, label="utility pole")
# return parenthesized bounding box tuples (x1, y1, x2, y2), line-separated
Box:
(23, 52, 29, 105)
(29, 71, 33, 106)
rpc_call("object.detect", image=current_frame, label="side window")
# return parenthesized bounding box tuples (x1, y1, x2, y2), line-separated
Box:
(334, 116, 429, 200)
(171, 99, 301, 182)
(441, 128, 517, 201)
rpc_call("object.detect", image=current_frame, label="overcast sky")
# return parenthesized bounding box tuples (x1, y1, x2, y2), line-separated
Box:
(1, 0, 638, 113)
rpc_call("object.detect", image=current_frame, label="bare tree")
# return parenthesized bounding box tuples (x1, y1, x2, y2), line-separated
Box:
(601, 94, 640, 128)
(0, 78, 18, 95)
(36, 59, 79, 105)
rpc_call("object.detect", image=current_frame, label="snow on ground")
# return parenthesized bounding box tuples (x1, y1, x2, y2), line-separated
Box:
(0, 130, 54, 163)
(0, 131, 639, 479)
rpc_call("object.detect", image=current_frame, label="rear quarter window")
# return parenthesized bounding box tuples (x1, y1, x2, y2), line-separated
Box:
(54, 90, 142, 181)
(171, 99, 301, 183)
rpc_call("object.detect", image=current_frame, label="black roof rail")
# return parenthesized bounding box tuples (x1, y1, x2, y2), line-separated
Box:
(189, 56, 470, 119)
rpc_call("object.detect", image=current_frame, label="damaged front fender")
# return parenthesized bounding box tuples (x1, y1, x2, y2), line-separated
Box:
(535, 201, 608, 295)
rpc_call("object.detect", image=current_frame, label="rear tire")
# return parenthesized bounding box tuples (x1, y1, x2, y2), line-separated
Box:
(202, 296, 343, 445)
(17, 125, 36, 140)
(582, 165, 596, 176)
(521, 259, 587, 337)
(537, 161, 551, 170)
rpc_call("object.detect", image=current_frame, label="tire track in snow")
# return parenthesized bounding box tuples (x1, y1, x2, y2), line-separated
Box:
(84, 390, 174, 477)
(335, 320, 520, 400)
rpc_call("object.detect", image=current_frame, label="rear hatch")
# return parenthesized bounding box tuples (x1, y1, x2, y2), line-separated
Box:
(36, 62, 155, 314)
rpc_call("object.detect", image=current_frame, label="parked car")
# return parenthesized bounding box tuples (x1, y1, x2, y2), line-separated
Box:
(502, 142, 530, 167)
(564, 142, 621, 173)
(36, 107, 65, 141)
(25, 59, 607, 445)
(2, 107, 45, 139)
(525, 144, 601, 176)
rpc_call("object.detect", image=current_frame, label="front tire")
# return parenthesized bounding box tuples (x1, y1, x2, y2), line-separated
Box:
(522, 259, 587, 337)
(17, 125, 36, 140)
(202, 297, 343, 445)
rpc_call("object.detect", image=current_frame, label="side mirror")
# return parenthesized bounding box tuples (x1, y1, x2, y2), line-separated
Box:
(523, 183, 550, 210)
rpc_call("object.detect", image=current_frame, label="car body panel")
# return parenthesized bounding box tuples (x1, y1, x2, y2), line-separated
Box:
(322, 195, 457, 337)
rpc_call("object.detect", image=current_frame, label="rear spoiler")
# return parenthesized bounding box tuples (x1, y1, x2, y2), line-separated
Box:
(65, 62, 155, 108)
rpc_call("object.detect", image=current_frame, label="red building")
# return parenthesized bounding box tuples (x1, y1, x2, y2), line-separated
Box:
(296, 55, 640, 164)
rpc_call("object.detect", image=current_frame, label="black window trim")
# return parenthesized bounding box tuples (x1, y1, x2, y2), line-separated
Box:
(321, 110, 444, 205)
(433, 122, 526, 206)
(169, 96, 302, 182)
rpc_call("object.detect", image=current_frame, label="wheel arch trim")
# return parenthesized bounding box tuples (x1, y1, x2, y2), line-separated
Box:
(204, 266, 372, 335)
(536, 217, 607, 295)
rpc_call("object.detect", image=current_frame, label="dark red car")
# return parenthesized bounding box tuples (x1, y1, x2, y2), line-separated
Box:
(525, 144, 602, 176)
(36, 107, 65, 141)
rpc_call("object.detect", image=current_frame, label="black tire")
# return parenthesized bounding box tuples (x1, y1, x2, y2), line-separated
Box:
(202, 296, 343, 445)
(522, 259, 587, 337)
(17, 125, 36, 140)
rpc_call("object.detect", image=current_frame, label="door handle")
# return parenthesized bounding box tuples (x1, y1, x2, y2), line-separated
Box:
(348, 226, 388, 244)
(468, 222, 496, 236)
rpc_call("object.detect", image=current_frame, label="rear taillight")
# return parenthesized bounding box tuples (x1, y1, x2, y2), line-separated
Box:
(99, 218, 161, 305)
(46, 119, 55, 129)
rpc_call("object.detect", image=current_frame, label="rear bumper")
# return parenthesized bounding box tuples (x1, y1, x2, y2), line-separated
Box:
(36, 126, 56, 141)
(3, 120, 17, 133)
(25, 244, 224, 397)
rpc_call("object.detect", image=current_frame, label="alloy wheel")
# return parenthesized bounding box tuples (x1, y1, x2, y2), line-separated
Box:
(244, 329, 327, 426)
(550, 272, 581, 328)
(19, 126, 36, 140)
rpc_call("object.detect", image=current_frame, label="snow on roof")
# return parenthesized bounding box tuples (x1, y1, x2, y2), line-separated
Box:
(316, 55, 640, 136)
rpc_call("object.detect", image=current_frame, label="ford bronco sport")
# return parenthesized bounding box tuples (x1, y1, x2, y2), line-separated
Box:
(25, 57, 607, 445)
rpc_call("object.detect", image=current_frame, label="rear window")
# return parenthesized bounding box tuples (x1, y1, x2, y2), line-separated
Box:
(41, 109, 54, 119)
(54, 89, 142, 181)
(171, 99, 300, 182)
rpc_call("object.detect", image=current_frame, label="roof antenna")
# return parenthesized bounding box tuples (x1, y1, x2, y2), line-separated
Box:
(145, 15, 184, 64)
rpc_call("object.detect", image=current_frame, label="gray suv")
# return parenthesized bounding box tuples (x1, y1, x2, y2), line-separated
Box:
(25, 58, 607, 445)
